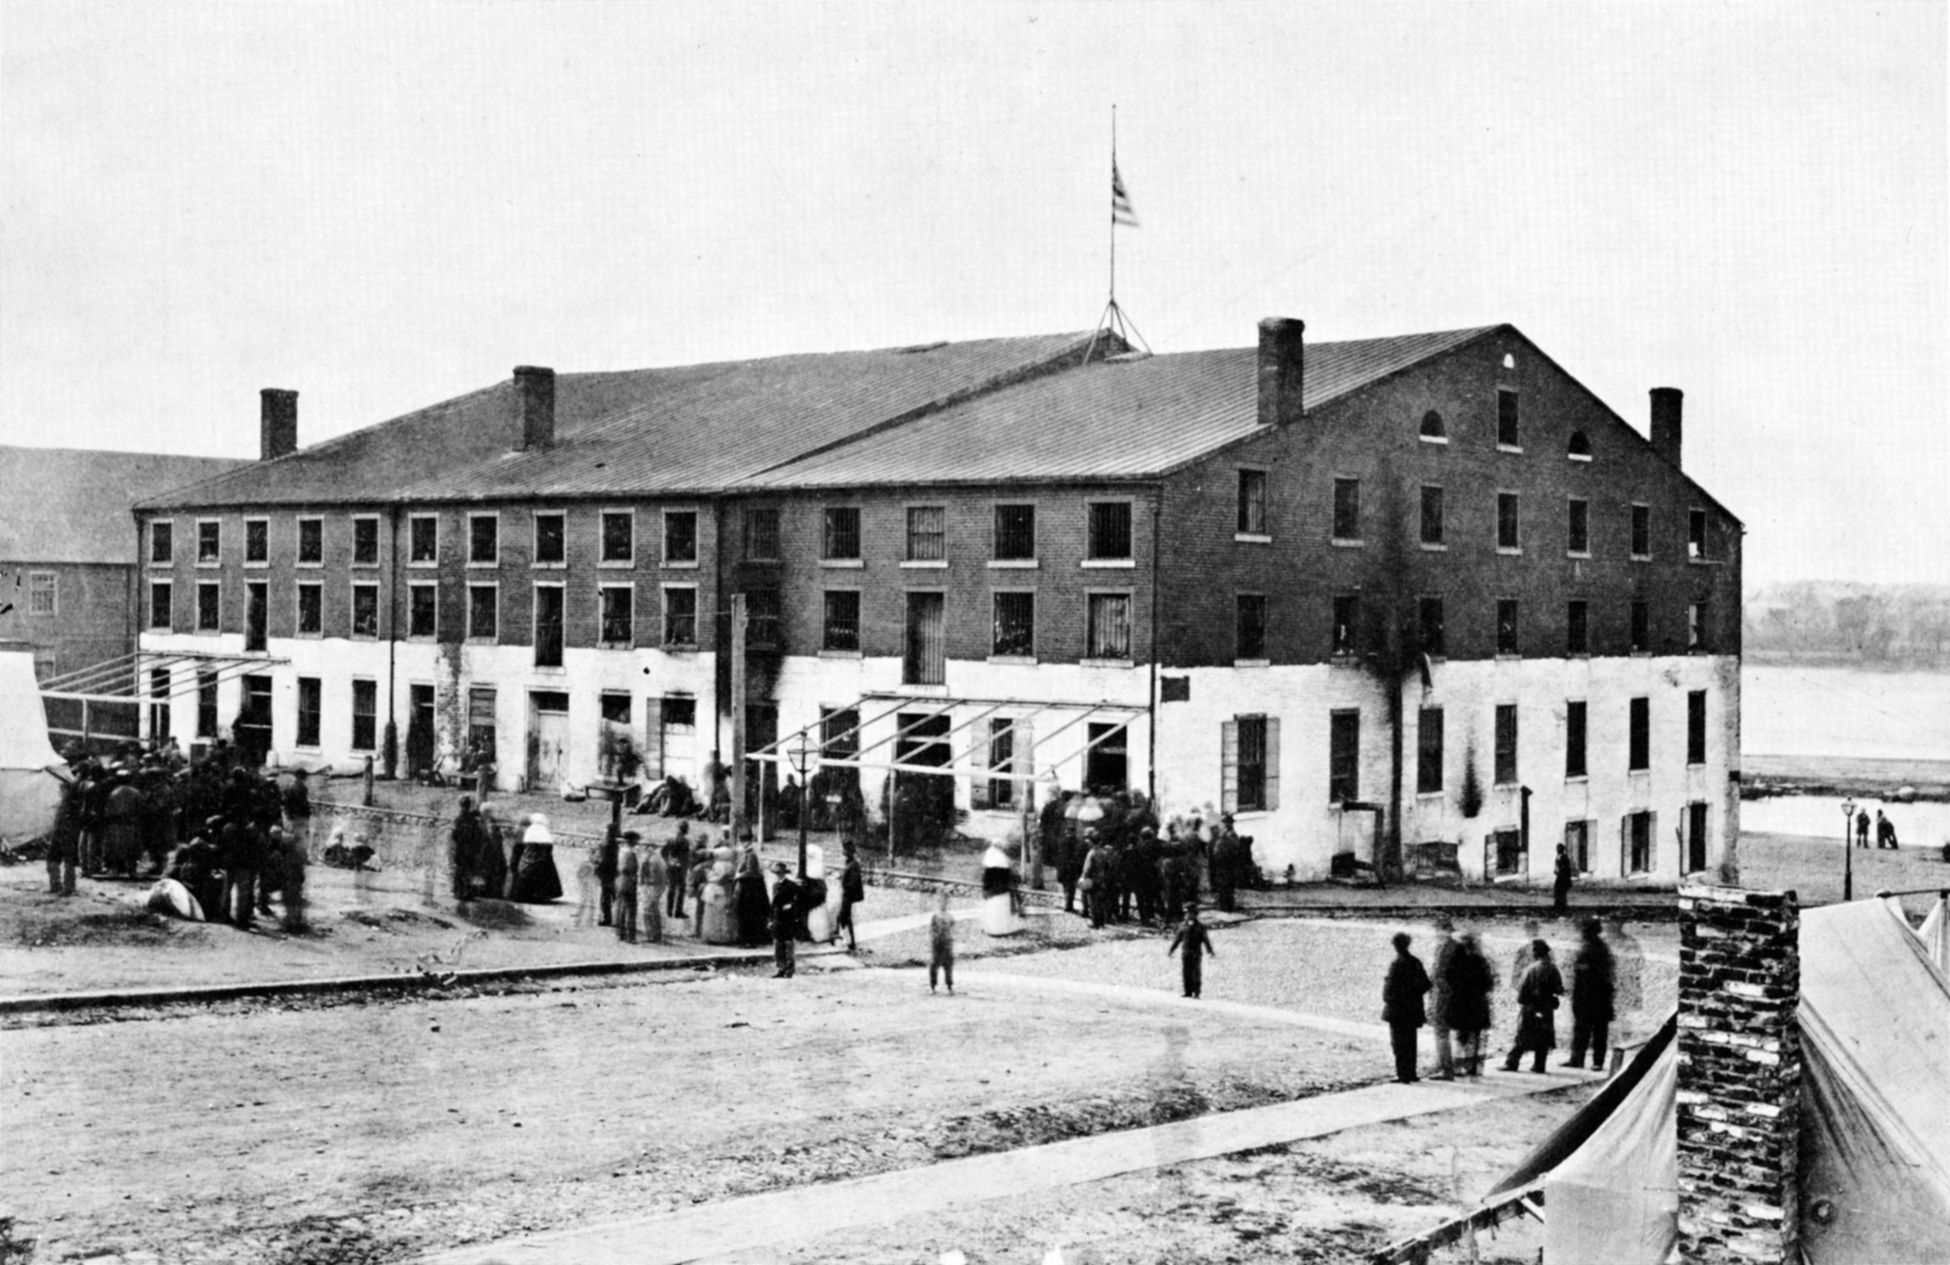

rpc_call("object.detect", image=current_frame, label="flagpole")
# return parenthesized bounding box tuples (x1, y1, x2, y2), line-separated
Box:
(1109, 104, 1117, 306)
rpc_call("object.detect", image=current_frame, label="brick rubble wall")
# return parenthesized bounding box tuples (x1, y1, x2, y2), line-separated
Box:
(1676, 883, 1801, 1264)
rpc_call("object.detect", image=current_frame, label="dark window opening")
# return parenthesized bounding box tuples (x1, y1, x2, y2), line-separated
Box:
(1629, 696, 1650, 771)
(148, 668, 172, 742)
(1688, 601, 1708, 652)
(1631, 504, 1651, 558)
(534, 512, 566, 565)
(601, 511, 634, 564)
(1085, 723, 1128, 793)
(992, 591, 1035, 658)
(1417, 706, 1443, 795)
(1331, 593, 1359, 656)
(1688, 689, 1707, 765)
(351, 584, 379, 639)
(993, 504, 1036, 560)
(296, 677, 321, 747)
(351, 679, 377, 753)
(1494, 703, 1518, 785)
(1568, 498, 1589, 555)
(1567, 599, 1589, 655)
(600, 586, 634, 646)
(1568, 430, 1591, 459)
(1630, 599, 1650, 653)
(296, 583, 322, 635)
(1332, 478, 1361, 541)
(1420, 410, 1446, 439)
(1237, 470, 1267, 535)
(745, 588, 780, 648)
(353, 518, 379, 565)
(1328, 710, 1360, 804)
(822, 507, 861, 560)
(197, 582, 220, 632)
(197, 520, 221, 563)
(468, 687, 497, 757)
(1087, 502, 1132, 560)
(245, 582, 267, 652)
(1236, 715, 1269, 811)
(249, 519, 272, 564)
(820, 707, 860, 758)
(468, 585, 497, 640)
(744, 506, 780, 561)
(1686, 801, 1709, 874)
(149, 581, 172, 630)
(1497, 598, 1520, 656)
(906, 506, 946, 561)
(1418, 596, 1445, 657)
(663, 587, 697, 647)
(150, 521, 173, 565)
(1688, 509, 1708, 560)
(823, 590, 860, 652)
(1497, 389, 1520, 448)
(294, 518, 320, 565)
(1420, 485, 1444, 545)
(1497, 492, 1520, 550)
(1235, 593, 1266, 660)
(1626, 810, 1653, 874)
(1567, 820, 1590, 872)
(533, 586, 564, 667)
(469, 515, 498, 564)
(1492, 828, 1525, 877)
(196, 670, 218, 739)
(664, 511, 698, 565)
(1566, 700, 1588, 778)
(409, 585, 437, 638)
(987, 718, 1018, 809)
(409, 515, 438, 563)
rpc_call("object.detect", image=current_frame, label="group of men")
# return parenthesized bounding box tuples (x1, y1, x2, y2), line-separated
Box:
(1382, 916, 1620, 1085)
(1045, 791, 1259, 930)
(1854, 807, 1903, 850)
(42, 741, 314, 931)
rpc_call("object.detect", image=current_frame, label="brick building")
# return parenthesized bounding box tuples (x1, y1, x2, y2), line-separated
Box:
(133, 318, 1742, 885)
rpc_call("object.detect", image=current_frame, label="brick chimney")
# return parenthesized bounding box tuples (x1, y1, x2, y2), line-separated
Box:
(1676, 884, 1803, 1264)
(1257, 317, 1305, 427)
(512, 366, 556, 451)
(1650, 387, 1683, 469)
(260, 389, 298, 461)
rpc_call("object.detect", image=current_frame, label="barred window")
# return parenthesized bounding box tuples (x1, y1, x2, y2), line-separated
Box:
(601, 511, 634, 564)
(744, 507, 780, 561)
(823, 590, 860, 652)
(600, 586, 634, 645)
(906, 506, 945, 561)
(534, 512, 566, 565)
(993, 504, 1036, 560)
(992, 591, 1035, 657)
(663, 587, 698, 647)
(1087, 502, 1131, 560)
(746, 588, 780, 648)
(822, 507, 861, 560)
(409, 515, 438, 564)
(1237, 470, 1267, 535)
(1086, 593, 1132, 659)
(664, 511, 698, 565)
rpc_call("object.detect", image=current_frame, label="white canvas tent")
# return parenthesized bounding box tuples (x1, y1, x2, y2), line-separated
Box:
(0, 650, 67, 844)
(1914, 895, 1948, 975)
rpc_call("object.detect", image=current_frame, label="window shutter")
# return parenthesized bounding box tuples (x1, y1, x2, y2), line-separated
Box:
(642, 697, 663, 780)
(970, 723, 992, 812)
(1263, 717, 1281, 811)
(1221, 719, 1239, 814)
(1484, 832, 1494, 878)
(1621, 815, 1630, 877)
(1650, 811, 1659, 875)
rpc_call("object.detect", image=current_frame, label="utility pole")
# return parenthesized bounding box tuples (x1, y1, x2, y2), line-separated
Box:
(730, 593, 747, 847)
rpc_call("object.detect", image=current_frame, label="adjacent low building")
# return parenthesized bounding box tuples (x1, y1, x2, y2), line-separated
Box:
(133, 318, 1743, 885)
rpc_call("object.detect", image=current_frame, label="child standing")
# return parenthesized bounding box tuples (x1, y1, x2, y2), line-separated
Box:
(613, 832, 640, 943)
(929, 891, 956, 994)
(1168, 903, 1216, 999)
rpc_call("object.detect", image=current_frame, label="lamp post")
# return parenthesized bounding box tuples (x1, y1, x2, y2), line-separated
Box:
(788, 730, 815, 880)
(1840, 797, 1856, 902)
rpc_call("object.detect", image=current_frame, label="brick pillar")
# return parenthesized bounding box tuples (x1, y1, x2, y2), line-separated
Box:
(1676, 884, 1802, 1264)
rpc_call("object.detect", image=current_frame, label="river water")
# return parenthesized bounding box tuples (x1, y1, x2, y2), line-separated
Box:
(1743, 663, 1950, 762)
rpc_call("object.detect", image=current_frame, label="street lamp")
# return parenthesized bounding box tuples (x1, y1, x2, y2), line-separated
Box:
(788, 730, 816, 880)
(1841, 797, 1856, 902)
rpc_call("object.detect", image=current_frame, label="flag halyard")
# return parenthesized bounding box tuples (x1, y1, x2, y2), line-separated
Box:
(1112, 161, 1139, 227)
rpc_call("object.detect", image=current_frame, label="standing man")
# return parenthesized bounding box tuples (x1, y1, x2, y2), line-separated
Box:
(219, 814, 264, 929)
(1564, 918, 1616, 1071)
(1382, 932, 1432, 1084)
(1428, 917, 1459, 1080)
(836, 841, 864, 952)
(613, 832, 640, 943)
(639, 838, 665, 944)
(1876, 810, 1899, 850)
(1168, 902, 1217, 999)
(449, 796, 485, 902)
(1855, 807, 1871, 849)
(1211, 814, 1240, 914)
(1080, 831, 1108, 929)
(282, 768, 313, 860)
(595, 821, 620, 927)
(1503, 939, 1566, 1073)
(929, 890, 956, 994)
(663, 822, 692, 920)
(1551, 844, 1574, 915)
(769, 862, 800, 978)
(46, 772, 80, 896)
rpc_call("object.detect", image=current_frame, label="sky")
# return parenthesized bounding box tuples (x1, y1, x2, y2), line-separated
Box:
(1, 1, 1944, 588)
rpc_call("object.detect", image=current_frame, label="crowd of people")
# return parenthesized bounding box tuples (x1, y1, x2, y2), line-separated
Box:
(1381, 915, 1621, 1085)
(41, 739, 314, 931)
(1041, 790, 1260, 930)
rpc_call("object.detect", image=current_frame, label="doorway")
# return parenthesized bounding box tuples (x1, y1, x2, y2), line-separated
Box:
(527, 690, 570, 791)
(891, 710, 954, 849)
(1084, 722, 1128, 793)
(408, 684, 436, 780)
(236, 674, 273, 766)
(1686, 801, 1709, 874)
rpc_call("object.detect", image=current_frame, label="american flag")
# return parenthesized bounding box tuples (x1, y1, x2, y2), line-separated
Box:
(1112, 161, 1138, 227)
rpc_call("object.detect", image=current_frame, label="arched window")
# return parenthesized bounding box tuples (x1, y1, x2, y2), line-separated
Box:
(1419, 410, 1446, 441)
(1567, 430, 1592, 460)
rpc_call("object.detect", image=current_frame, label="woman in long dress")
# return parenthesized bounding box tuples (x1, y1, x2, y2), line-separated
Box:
(506, 813, 564, 904)
(733, 845, 771, 947)
(473, 805, 508, 898)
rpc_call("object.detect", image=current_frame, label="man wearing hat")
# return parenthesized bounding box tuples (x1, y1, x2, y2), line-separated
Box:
(1382, 931, 1432, 1084)
(282, 768, 313, 859)
(613, 832, 641, 943)
(1211, 813, 1241, 913)
(1428, 916, 1460, 1080)
(1168, 902, 1217, 999)
(768, 862, 800, 978)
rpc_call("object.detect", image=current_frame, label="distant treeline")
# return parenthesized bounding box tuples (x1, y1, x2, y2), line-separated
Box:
(1745, 582, 1950, 664)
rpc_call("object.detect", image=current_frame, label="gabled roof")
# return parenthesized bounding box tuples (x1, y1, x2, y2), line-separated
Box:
(741, 326, 1500, 488)
(140, 332, 1099, 510)
(0, 446, 249, 564)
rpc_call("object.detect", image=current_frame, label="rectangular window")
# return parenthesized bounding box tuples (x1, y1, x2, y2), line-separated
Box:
(1567, 599, 1589, 655)
(663, 510, 698, 565)
(1568, 498, 1590, 555)
(26, 572, 54, 616)
(1418, 596, 1446, 657)
(822, 507, 861, 560)
(149, 521, 174, 565)
(904, 592, 946, 685)
(1688, 509, 1708, 560)
(1235, 715, 1269, 811)
(1631, 503, 1651, 558)
(1497, 492, 1520, 551)
(744, 506, 780, 561)
(245, 582, 267, 652)
(296, 582, 322, 635)
(196, 670, 217, 739)
(1491, 828, 1525, 877)
(1494, 703, 1518, 785)
(1688, 600, 1707, 652)
(986, 718, 1018, 810)
(1332, 477, 1361, 541)
(297, 677, 321, 747)
(1566, 700, 1588, 778)
(1235, 593, 1266, 661)
(409, 514, 439, 564)
(533, 585, 564, 667)
(663, 586, 698, 647)
(906, 506, 946, 561)
(1086, 592, 1132, 659)
(468, 687, 497, 756)
(533, 512, 566, 565)
(353, 517, 380, 566)
(147, 668, 171, 740)
(1625, 810, 1653, 875)
(467, 584, 498, 640)
(1419, 485, 1444, 546)
(1087, 501, 1133, 560)
(247, 518, 271, 565)
(1085, 722, 1129, 792)
(1686, 801, 1709, 874)
(1629, 696, 1650, 771)
(149, 580, 172, 630)
(1566, 820, 1590, 873)
(1328, 710, 1360, 804)
(745, 588, 780, 648)
(351, 679, 377, 752)
(601, 510, 635, 565)
(1688, 689, 1707, 765)
(993, 504, 1036, 560)
(1497, 389, 1520, 448)
(294, 517, 320, 565)
(351, 583, 379, 638)
(196, 581, 220, 632)
(1332, 593, 1358, 656)
(992, 591, 1035, 658)
(197, 519, 221, 563)
(1237, 470, 1267, 535)
(823, 590, 861, 652)
(1497, 598, 1520, 656)
(408, 583, 437, 639)
(469, 514, 499, 565)
(1630, 599, 1650, 653)
(820, 706, 860, 758)
(1417, 706, 1443, 794)
(600, 585, 634, 646)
